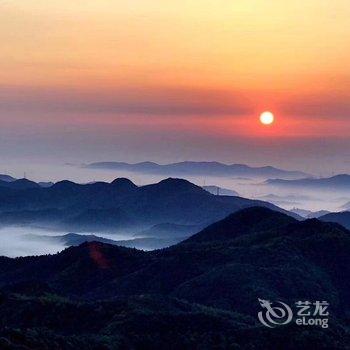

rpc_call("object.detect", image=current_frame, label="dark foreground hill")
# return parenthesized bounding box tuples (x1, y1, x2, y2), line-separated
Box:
(0, 207, 349, 349)
(0, 177, 298, 234)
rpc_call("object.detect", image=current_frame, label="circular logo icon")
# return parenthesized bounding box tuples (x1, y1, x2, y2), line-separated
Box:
(258, 298, 293, 328)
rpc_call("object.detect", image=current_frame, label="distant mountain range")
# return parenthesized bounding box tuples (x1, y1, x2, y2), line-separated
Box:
(266, 174, 350, 190)
(0, 207, 349, 348)
(25, 232, 179, 250)
(319, 211, 350, 229)
(86, 161, 310, 179)
(0, 174, 16, 182)
(290, 208, 331, 218)
(0, 176, 53, 189)
(0, 177, 299, 233)
(341, 201, 350, 211)
(202, 185, 239, 196)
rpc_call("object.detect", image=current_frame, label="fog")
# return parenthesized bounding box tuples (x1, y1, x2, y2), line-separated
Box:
(0, 226, 65, 258)
(1, 160, 348, 212)
(0, 226, 136, 258)
(0, 163, 348, 258)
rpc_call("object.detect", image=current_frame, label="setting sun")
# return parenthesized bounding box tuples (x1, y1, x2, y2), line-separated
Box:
(260, 111, 275, 125)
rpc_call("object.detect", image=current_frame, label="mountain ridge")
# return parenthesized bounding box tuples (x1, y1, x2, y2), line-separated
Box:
(0, 177, 300, 232)
(266, 174, 350, 190)
(0, 206, 348, 348)
(86, 161, 310, 179)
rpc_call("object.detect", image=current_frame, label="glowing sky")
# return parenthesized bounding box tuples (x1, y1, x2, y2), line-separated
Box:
(0, 1, 350, 174)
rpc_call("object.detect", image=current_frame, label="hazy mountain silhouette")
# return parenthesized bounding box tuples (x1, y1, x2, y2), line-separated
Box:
(266, 174, 350, 190)
(0, 176, 53, 189)
(86, 161, 309, 179)
(25, 232, 119, 246)
(319, 211, 350, 229)
(202, 185, 239, 196)
(0, 177, 299, 232)
(0, 178, 40, 190)
(291, 208, 331, 218)
(0, 174, 16, 182)
(341, 201, 350, 211)
(0, 207, 348, 348)
(25, 232, 177, 250)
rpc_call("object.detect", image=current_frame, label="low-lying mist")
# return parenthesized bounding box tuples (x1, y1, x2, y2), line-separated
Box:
(0, 226, 135, 258)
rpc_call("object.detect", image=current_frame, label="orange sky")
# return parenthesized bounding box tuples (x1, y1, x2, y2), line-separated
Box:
(0, 1, 349, 172)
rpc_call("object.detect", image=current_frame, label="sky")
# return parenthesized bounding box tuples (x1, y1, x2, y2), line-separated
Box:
(1, 0, 350, 176)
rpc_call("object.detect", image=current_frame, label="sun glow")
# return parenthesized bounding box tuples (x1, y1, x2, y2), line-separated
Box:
(260, 111, 274, 125)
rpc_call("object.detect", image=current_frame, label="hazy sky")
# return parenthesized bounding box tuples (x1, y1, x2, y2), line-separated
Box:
(1, 1, 350, 175)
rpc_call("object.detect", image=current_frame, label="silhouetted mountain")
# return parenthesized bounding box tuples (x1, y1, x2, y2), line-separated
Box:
(258, 193, 316, 207)
(0, 177, 299, 232)
(266, 174, 350, 190)
(0, 174, 16, 182)
(290, 208, 313, 217)
(202, 185, 239, 196)
(86, 161, 309, 179)
(291, 208, 330, 218)
(0, 178, 40, 190)
(319, 211, 350, 229)
(183, 206, 296, 243)
(0, 177, 54, 190)
(307, 210, 332, 218)
(0, 207, 347, 302)
(341, 201, 350, 211)
(0, 207, 349, 348)
(25, 233, 118, 247)
(26, 232, 179, 250)
(110, 177, 138, 191)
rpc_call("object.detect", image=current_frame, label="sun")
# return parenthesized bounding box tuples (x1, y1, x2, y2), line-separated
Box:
(260, 111, 274, 125)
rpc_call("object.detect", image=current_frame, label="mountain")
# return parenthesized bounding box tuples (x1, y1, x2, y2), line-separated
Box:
(183, 206, 296, 243)
(202, 185, 239, 196)
(0, 207, 346, 301)
(0, 178, 40, 190)
(0, 174, 16, 182)
(319, 211, 350, 229)
(25, 232, 180, 250)
(0, 207, 348, 348)
(341, 201, 350, 211)
(307, 210, 332, 218)
(25, 232, 119, 247)
(0, 177, 299, 232)
(266, 174, 350, 190)
(291, 208, 331, 218)
(290, 208, 313, 217)
(86, 161, 309, 179)
(258, 194, 316, 207)
(0, 177, 53, 189)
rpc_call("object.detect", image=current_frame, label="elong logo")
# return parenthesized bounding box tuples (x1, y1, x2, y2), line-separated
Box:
(258, 299, 329, 329)
(258, 299, 293, 328)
